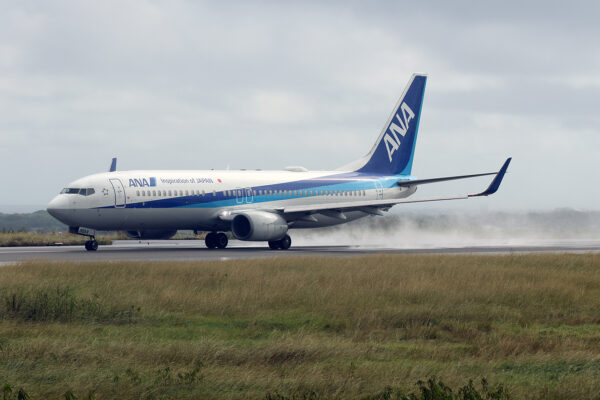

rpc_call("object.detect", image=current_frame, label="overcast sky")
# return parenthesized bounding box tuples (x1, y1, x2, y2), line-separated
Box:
(1, 1, 598, 212)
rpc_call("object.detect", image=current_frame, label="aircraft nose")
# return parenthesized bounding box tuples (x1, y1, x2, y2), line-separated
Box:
(46, 195, 70, 221)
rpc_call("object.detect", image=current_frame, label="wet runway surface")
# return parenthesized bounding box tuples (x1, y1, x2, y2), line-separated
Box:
(1, 239, 599, 263)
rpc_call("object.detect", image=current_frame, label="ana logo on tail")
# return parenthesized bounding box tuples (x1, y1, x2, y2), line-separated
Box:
(383, 102, 415, 162)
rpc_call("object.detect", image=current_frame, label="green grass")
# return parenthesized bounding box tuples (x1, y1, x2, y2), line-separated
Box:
(0, 254, 600, 399)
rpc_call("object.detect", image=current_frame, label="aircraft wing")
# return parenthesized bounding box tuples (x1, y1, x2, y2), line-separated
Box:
(219, 158, 511, 221)
(279, 158, 512, 217)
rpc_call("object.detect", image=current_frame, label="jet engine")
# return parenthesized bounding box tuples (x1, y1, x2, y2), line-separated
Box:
(125, 230, 177, 240)
(231, 211, 288, 241)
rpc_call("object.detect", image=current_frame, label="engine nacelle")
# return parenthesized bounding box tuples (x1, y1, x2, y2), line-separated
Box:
(231, 211, 288, 241)
(125, 230, 177, 240)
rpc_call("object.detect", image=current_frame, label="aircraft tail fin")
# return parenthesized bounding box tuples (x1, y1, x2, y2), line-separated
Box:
(339, 74, 427, 176)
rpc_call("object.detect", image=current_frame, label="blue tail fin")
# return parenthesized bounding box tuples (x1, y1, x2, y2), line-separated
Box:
(346, 74, 427, 176)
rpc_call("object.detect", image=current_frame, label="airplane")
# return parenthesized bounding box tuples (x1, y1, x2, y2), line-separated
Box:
(47, 74, 511, 251)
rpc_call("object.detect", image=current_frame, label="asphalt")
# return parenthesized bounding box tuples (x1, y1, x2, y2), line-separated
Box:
(1, 239, 599, 263)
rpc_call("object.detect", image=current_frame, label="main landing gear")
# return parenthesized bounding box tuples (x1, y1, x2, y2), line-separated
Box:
(205, 232, 229, 249)
(84, 238, 99, 251)
(268, 234, 291, 250)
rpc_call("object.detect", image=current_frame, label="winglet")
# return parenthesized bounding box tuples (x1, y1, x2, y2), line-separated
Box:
(470, 157, 511, 197)
(109, 157, 117, 172)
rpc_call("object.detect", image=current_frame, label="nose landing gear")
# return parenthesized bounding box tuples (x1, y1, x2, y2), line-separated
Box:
(69, 227, 99, 252)
(84, 239, 99, 251)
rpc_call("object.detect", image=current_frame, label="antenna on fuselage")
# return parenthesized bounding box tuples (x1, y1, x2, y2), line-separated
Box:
(109, 157, 117, 172)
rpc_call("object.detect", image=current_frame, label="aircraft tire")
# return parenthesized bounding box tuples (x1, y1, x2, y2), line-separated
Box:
(279, 234, 291, 250)
(205, 232, 217, 249)
(268, 240, 281, 250)
(85, 240, 98, 251)
(215, 232, 228, 249)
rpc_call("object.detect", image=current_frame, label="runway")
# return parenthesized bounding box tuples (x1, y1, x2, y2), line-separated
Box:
(1, 239, 599, 263)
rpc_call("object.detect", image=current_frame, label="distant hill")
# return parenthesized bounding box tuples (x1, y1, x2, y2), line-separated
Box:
(0, 210, 67, 233)
(2, 209, 599, 240)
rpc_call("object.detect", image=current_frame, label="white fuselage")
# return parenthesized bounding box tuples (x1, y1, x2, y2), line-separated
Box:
(47, 169, 416, 233)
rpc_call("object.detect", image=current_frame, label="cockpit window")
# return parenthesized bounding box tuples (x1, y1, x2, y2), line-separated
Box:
(61, 188, 95, 196)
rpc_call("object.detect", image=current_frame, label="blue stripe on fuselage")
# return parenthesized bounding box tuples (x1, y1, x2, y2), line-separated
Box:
(100, 172, 409, 210)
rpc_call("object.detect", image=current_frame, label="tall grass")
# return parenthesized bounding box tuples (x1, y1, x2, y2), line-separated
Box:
(0, 254, 599, 399)
(1, 286, 139, 323)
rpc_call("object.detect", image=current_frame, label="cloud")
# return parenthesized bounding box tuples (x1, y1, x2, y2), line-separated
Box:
(0, 1, 599, 210)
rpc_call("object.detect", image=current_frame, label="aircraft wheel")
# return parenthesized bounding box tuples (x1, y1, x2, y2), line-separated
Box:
(279, 234, 291, 250)
(205, 232, 217, 249)
(215, 232, 228, 249)
(85, 240, 98, 251)
(268, 240, 280, 250)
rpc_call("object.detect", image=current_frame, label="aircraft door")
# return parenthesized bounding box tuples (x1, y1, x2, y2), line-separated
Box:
(245, 188, 254, 204)
(374, 181, 384, 200)
(235, 188, 244, 204)
(235, 187, 254, 204)
(109, 178, 126, 208)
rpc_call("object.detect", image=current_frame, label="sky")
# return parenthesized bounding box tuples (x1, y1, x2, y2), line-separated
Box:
(1, 1, 599, 212)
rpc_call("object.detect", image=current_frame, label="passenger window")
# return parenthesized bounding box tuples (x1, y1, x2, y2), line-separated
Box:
(179, 190, 183, 196)
(213, 190, 216, 196)
(152, 190, 156, 196)
(168, 190, 172, 196)
(136, 190, 140, 196)
(202, 190, 205, 196)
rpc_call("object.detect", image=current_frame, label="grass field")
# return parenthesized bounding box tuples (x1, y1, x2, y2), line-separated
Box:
(0, 232, 117, 247)
(0, 231, 215, 247)
(1, 254, 600, 399)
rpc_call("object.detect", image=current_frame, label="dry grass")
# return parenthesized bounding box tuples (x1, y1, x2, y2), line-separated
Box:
(0, 254, 600, 399)
(0, 232, 117, 246)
